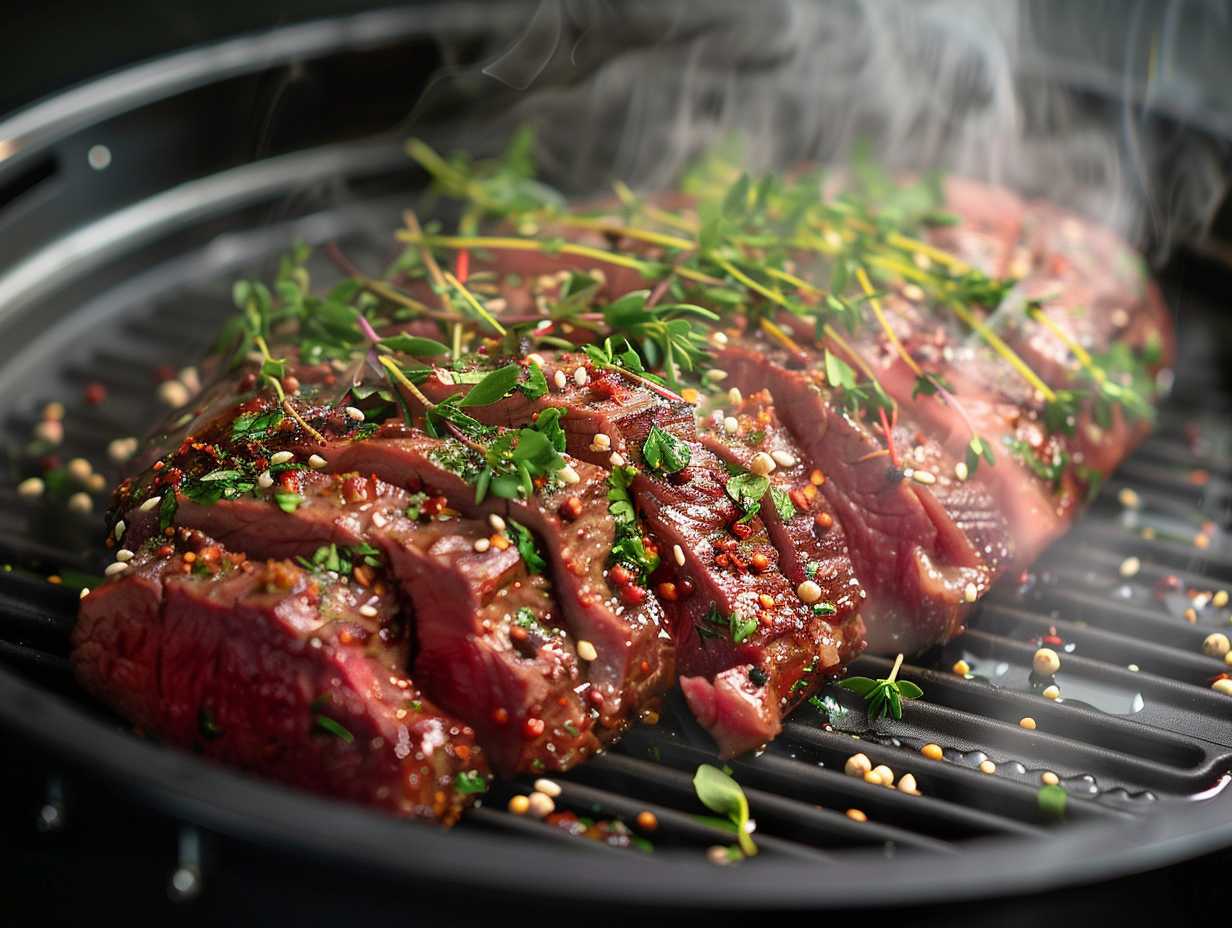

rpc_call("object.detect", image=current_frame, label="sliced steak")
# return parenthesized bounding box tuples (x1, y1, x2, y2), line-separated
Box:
(283, 428, 674, 734)
(72, 530, 486, 824)
(119, 466, 599, 776)
(715, 339, 992, 653)
(418, 356, 862, 755)
(378, 512, 600, 775)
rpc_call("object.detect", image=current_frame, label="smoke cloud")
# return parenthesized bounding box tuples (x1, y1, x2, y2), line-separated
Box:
(431, 0, 1232, 262)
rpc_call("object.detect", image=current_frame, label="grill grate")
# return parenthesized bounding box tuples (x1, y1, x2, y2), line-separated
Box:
(0, 190, 1229, 903)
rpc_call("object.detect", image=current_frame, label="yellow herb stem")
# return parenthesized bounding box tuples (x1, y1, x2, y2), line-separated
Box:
(758, 317, 805, 356)
(611, 180, 699, 232)
(711, 255, 789, 308)
(378, 355, 435, 410)
(253, 334, 325, 443)
(552, 215, 694, 251)
(820, 323, 888, 399)
(443, 269, 507, 336)
(855, 266, 922, 378)
(397, 231, 653, 275)
(948, 299, 1057, 402)
(1026, 304, 1101, 379)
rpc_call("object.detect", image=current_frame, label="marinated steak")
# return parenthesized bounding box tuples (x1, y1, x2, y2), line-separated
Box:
(71, 147, 1172, 809)
(73, 529, 486, 824)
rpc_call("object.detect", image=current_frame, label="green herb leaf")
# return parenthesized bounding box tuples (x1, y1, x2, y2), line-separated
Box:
(769, 486, 796, 521)
(273, 490, 303, 513)
(455, 770, 489, 795)
(835, 676, 878, 697)
(508, 519, 547, 574)
(641, 425, 692, 473)
(158, 489, 178, 533)
(1038, 784, 1067, 820)
(377, 334, 450, 357)
(725, 472, 770, 523)
(458, 363, 521, 407)
(313, 714, 354, 744)
(520, 362, 549, 399)
(692, 764, 757, 857)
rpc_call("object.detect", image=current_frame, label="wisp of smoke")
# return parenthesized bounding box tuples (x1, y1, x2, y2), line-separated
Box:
(440, 0, 1232, 262)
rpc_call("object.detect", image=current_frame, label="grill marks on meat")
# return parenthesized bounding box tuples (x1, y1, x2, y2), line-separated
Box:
(72, 530, 485, 824)
(301, 428, 674, 734)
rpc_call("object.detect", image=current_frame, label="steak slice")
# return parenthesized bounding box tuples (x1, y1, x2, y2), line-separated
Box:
(72, 529, 486, 824)
(286, 428, 674, 734)
(418, 355, 861, 756)
(377, 513, 600, 775)
(715, 340, 992, 653)
(119, 467, 599, 776)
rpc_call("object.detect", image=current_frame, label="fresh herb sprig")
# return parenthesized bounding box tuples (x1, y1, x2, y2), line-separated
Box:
(836, 653, 923, 722)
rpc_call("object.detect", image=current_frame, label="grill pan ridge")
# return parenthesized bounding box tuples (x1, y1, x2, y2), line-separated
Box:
(1, 9, 1231, 911)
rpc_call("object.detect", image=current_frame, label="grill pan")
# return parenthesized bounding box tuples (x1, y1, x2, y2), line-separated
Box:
(1, 6, 1231, 914)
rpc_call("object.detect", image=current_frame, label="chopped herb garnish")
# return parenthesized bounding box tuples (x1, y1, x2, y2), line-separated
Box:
(198, 707, 223, 740)
(273, 490, 303, 513)
(455, 770, 489, 795)
(508, 519, 547, 574)
(1038, 783, 1067, 820)
(697, 603, 758, 645)
(404, 491, 429, 520)
(724, 471, 770, 524)
(313, 714, 354, 744)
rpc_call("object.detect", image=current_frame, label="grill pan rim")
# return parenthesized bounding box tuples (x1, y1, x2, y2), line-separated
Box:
(0, 9, 1229, 908)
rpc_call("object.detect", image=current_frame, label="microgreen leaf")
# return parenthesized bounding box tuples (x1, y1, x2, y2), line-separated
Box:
(377, 334, 450, 357)
(693, 764, 757, 857)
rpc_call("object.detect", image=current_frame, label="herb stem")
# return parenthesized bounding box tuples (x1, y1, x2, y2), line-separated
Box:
(378, 355, 436, 411)
(397, 231, 656, 276)
(856, 265, 923, 378)
(443, 269, 507, 336)
(947, 299, 1057, 402)
(888, 652, 904, 683)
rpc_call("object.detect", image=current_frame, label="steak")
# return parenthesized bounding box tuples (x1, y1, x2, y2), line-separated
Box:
(117, 461, 601, 776)
(72, 529, 486, 824)
(415, 355, 863, 755)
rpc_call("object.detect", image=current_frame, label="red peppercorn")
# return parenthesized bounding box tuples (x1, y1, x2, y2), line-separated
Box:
(656, 582, 678, 602)
(789, 488, 809, 511)
(523, 717, 545, 739)
(677, 577, 696, 598)
(587, 689, 605, 708)
(83, 382, 107, 406)
(750, 552, 770, 573)
(814, 512, 833, 531)
(492, 707, 509, 726)
(609, 564, 634, 587)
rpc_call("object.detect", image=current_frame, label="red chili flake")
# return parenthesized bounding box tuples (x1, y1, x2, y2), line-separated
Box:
(656, 582, 678, 602)
(813, 511, 833, 531)
(156, 545, 174, 557)
(83, 382, 107, 406)
(491, 707, 509, 726)
(559, 496, 584, 521)
(619, 584, 647, 606)
(789, 488, 810, 511)
(609, 564, 634, 587)
(729, 521, 754, 540)
(454, 248, 470, 284)
(1190, 469, 1210, 487)
(750, 552, 770, 573)
(341, 476, 370, 504)
(510, 626, 529, 643)
(522, 717, 545, 739)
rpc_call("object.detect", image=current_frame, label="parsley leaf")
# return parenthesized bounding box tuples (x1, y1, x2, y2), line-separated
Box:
(725, 472, 769, 523)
